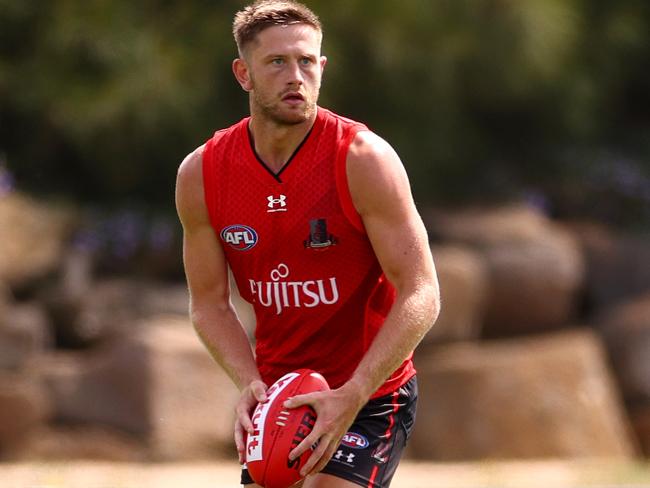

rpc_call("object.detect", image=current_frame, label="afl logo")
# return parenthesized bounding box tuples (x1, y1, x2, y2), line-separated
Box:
(220, 224, 258, 251)
(341, 432, 369, 449)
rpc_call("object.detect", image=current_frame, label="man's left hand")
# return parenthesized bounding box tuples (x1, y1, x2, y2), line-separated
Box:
(284, 384, 366, 477)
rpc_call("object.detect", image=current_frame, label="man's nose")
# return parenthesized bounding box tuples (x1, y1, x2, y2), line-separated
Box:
(286, 60, 304, 85)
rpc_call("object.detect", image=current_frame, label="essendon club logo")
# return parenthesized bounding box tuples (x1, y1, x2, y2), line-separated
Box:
(304, 218, 337, 249)
(220, 224, 258, 251)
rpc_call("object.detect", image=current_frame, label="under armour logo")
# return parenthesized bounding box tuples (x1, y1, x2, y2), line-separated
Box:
(267, 194, 287, 212)
(334, 450, 355, 464)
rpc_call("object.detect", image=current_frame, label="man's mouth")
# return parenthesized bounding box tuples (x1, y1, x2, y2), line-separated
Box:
(282, 92, 305, 103)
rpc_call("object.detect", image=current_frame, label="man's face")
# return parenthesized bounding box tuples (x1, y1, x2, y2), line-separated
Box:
(242, 24, 326, 126)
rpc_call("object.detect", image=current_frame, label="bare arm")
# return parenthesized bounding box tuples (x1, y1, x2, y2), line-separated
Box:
(341, 130, 440, 400)
(175, 146, 267, 462)
(287, 131, 440, 475)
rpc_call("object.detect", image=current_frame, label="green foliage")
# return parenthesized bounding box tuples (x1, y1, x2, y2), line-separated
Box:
(1, 0, 649, 225)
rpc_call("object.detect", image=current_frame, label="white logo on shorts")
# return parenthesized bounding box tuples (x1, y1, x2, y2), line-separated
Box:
(334, 450, 356, 465)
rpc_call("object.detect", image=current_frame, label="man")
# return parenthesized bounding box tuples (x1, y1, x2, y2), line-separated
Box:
(175, 1, 440, 487)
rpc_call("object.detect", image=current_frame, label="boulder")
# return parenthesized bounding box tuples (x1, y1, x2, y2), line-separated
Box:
(410, 329, 637, 460)
(0, 192, 75, 291)
(424, 245, 487, 343)
(0, 302, 52, 370)
(570, 222, 650, 312)
(425, 206, 584, 337)
(36, 347, 148, 436)
(38, 316, 239, 460)
(427, 205, 552, 244)
(43, 278, 143, 348)
(0, 372, 51, 458)
(597, 293, 650, 404)
(44, 275, 195, 348)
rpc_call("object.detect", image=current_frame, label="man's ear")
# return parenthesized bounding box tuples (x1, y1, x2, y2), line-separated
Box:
(320, 55, 328, 75)
(232, 58, 253, 92)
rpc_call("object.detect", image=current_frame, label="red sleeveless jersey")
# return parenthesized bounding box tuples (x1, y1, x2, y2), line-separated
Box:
(202, 107, 415, 398)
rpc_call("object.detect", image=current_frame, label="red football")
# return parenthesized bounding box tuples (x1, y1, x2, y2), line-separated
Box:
(246, 369, 329, 488)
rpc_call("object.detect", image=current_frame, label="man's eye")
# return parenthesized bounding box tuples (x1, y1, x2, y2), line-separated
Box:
(300, 58, 312, 65)
(272, 58, 284, 65)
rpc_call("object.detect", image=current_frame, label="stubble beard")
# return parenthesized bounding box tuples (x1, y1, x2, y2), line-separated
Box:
(251, 86, 318, 127)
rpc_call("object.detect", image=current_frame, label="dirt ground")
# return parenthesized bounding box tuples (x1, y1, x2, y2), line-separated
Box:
(2, 460, 650, 488)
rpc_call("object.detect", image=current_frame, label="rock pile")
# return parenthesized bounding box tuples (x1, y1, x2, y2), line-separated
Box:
(1, 192, 649, 461)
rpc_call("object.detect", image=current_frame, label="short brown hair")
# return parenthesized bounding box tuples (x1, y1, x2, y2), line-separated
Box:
(233, 1, 322, 56)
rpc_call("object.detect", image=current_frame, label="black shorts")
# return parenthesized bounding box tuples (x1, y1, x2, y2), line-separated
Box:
(241, 375, 417, 488)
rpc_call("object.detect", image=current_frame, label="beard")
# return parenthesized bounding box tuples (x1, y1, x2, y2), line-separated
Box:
(250, 82, 318, 126)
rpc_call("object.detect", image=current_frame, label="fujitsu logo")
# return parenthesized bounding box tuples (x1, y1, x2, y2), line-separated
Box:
(249, 263, 340, 315)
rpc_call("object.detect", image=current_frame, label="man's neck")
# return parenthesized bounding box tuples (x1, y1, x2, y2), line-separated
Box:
(248, 111, 317, 174)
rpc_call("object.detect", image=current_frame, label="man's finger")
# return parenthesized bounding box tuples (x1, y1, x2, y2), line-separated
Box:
(289, 428, 322, 461)
(234, 422, 244, 451)
(251, 381, 268, 403)
(300, 434, 330, 477)
(284, 391, 318, 409)
(234, 420, 245, 463)
(311, 443, 339, 474)
(236, 405, 255, 434)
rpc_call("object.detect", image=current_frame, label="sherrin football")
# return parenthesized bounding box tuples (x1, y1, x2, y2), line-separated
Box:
(246, 369, 329, 488)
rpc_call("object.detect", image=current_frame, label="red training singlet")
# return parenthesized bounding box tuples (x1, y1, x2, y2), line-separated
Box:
(202, 107, 415, 398)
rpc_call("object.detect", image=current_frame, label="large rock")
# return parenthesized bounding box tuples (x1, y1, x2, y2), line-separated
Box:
(38, 316, 239, 460)
(424, 245, 488, 343)
(44, 278, 144, 348)
(0, 302, 52, 370)
(571, 222, 650, 312)
(426, 206, 584, 337)
(410, 329, 637, 460)
(597, 293, 650, 405)
(0, 372, 51, 457)
(0, 193, 75, 291)
(43, 267, 195, 348)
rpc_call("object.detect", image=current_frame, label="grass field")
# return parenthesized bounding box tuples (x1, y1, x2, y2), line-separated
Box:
(2, 460, 650, 488)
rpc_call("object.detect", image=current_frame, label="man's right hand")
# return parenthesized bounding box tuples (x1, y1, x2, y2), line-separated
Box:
(234, 379, 268, 464)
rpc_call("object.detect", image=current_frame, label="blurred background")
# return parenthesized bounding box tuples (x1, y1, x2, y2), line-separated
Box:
(1, 0, 650, 479)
